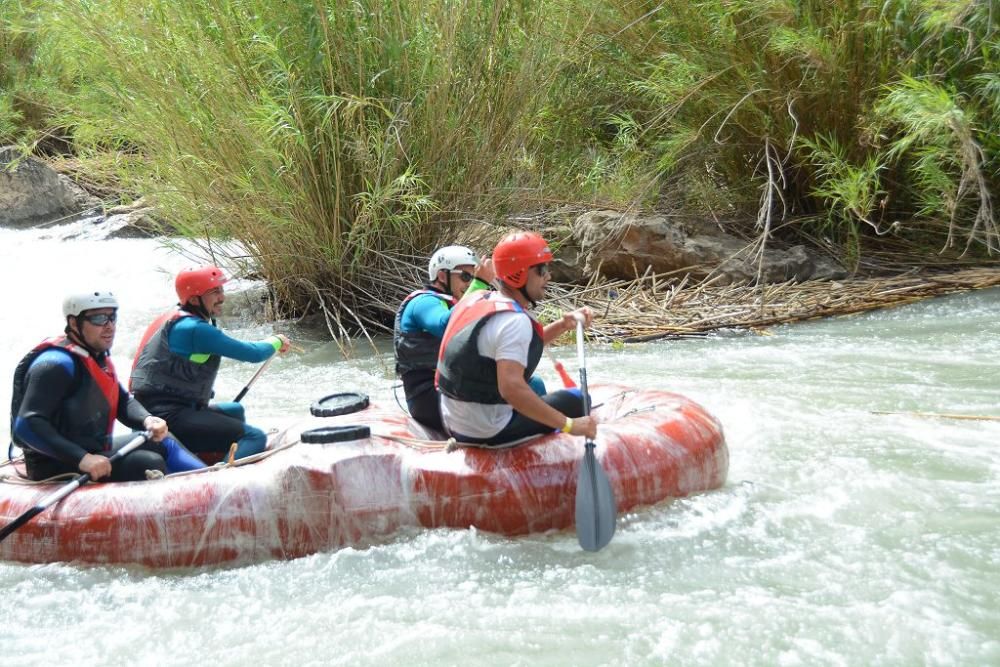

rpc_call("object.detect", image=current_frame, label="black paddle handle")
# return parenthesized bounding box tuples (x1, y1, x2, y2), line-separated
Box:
(0, 431, 149, 543)
(233, 356, 275, 403)
(0, 507, 43, 542)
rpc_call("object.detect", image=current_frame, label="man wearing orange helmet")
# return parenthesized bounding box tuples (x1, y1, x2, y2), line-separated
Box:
(129, 265, 290, 462)
(436, 231, 598, 445)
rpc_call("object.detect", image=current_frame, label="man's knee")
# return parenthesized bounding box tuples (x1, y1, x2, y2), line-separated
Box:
(112, 449, 167, 482)
(547, 388, 588, 417)
(234, 424, 267, 458)
(213, 402, 246, 421)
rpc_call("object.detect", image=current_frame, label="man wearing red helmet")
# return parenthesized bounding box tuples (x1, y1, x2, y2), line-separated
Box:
(129, 265, 290, 462)
(436, 232, 598, 445)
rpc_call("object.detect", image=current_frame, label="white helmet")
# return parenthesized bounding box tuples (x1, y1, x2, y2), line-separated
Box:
(63, 290, 119, 317)
(427, 245, 478, 281)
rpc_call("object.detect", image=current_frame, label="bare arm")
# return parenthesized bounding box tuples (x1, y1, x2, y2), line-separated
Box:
(497, 360, 597, 438)
(542, 307, 594, 344)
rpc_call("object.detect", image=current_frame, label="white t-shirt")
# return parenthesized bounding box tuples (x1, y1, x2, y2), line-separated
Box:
(440, 305, 534, 438)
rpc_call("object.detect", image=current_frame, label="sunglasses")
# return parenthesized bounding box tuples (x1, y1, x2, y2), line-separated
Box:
(533, 263, 551, 276)
(81, 312, 118, 326)
(450, 270, 474, 283)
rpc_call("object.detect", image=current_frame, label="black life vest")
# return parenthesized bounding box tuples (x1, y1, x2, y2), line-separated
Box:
(129, 309, 221, 406)
(393, 288, 456, 376)
(10, 336, 121, 461)
(436, 292, 544, 404)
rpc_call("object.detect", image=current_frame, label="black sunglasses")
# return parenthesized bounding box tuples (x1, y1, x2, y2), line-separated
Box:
(533, 263, 550, 276)
(450, 270, 474, 283)
(81, 312, 118, 326)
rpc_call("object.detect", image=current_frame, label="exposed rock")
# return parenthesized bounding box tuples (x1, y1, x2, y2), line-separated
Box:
(570, 210, 846, 285)
(105, 208, 161, 239)
(105, 197, 149, 216)
(0, 146, 101, 227)
(57, 173, 102, 212)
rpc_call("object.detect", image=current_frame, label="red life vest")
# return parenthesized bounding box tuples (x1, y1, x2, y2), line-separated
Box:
(11, 336, 121, 444)
(436, 292, 544, 404)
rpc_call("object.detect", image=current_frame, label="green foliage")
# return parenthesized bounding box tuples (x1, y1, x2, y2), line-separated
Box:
(39, 0, 576, 322)
(799, 133, 886, 230)
(1, 0, 997, 323)
(580, 0, 998, 255)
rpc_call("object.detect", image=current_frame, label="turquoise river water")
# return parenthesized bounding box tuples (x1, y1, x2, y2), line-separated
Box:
(0, 222, 997, 666)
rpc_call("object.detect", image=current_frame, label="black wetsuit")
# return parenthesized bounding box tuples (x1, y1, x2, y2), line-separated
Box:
(12, 344, 168, 481)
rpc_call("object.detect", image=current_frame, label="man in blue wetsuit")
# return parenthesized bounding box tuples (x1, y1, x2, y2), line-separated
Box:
(11, 291, 206, 481)
(394, 245, 488, 431)
(130, 265, 290, 462)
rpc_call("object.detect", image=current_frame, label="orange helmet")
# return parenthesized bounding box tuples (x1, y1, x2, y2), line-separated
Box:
(175, 265, 228, 303)
(492, 232, 553, 288)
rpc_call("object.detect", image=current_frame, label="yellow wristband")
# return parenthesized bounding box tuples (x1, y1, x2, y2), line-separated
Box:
(561, 417, 574, 434)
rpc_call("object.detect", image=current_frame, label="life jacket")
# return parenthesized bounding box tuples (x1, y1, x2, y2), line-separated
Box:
(129, 309, 221, 406)
(393, 288, 456, 377)
(10, 336, 121, 459)
(436, 291, 544, 404)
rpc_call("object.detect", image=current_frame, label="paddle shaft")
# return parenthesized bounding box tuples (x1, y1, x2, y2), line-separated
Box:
(233, 355, 275, 403)
(573, 318, 617, 552)
(0, 431, 150, 543)
(575, 320, 597, 536)
(872, 410, 1000, 422)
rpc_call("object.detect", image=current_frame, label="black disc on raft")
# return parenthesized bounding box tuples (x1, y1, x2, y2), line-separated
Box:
(310, 392, 369, 417)
(300, 425, 371, 444)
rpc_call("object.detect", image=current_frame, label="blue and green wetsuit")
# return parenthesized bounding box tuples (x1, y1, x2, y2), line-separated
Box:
(130, 309, 282, 461)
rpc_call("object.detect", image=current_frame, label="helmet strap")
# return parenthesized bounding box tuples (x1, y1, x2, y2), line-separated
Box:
(65, 318, 104, 358)
(518, 286, 537, 309)
(428, 273, 451, 295)
(183, 297, 212, 321)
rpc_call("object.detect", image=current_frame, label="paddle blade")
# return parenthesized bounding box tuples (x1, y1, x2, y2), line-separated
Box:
(575, 443, 617, 552)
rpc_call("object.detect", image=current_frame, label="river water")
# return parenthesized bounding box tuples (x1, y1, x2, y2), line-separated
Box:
(1, 222, 997, 666)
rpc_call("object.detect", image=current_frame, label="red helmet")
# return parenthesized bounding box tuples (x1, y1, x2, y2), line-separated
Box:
(492, 232, 553, 288)
(175, 265, 229, 303)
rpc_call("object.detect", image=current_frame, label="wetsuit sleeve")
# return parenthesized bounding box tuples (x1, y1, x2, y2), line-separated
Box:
(118, 385, 151, 430)
(466, 278, 490, 295)
(402, 294, 452, 338)
(169, 317, 280, 363)
(13, 351, 90, 466)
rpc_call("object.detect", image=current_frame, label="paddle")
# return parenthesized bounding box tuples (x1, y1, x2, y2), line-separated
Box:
(233, 355, 275, 403)
(545, 348, 577, 389)
(872, 410, 1000, 422)
(572, 317, 617, 552)
(0, 431, 150, 543)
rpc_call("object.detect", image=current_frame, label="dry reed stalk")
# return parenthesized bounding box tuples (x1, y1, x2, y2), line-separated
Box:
(545, 266, 1000, 342)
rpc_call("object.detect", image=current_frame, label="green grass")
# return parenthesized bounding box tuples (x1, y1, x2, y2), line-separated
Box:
(2, 0, 997, 324)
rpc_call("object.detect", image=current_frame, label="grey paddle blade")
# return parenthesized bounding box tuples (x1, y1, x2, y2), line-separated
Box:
(575, 442, 617, 552)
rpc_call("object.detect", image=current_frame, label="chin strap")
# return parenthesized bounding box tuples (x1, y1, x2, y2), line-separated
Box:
(65, 325, 103, 360)
(182, 300, 212, 321)
(519, 286, 537, 309)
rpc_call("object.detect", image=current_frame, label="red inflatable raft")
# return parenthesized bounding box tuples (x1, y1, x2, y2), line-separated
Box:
(0, 384, 727, 568)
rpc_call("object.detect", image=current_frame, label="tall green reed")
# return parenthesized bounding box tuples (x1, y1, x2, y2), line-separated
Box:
(581, 0, 998, 263)
(50, 0, 571, 327)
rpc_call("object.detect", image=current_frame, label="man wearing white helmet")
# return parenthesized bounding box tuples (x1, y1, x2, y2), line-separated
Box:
(10, 291, 206, 482)
(393, 245, 490, 431)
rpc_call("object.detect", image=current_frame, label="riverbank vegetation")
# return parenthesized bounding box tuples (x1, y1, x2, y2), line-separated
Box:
(2, 0, 997, 332)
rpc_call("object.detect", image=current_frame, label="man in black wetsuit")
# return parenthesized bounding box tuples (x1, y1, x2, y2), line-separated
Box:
(10, 290, 205, 481)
